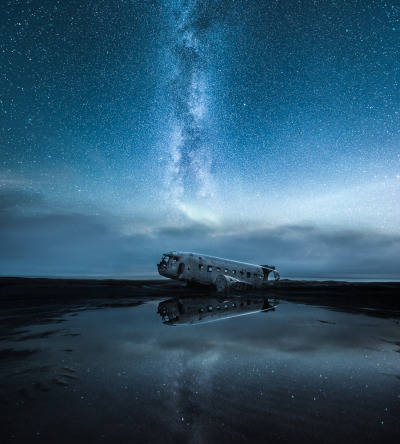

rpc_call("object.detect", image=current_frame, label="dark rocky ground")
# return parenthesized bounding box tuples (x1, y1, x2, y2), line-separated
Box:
(1, 276, 399, 300)
(1, 276, 399, 315)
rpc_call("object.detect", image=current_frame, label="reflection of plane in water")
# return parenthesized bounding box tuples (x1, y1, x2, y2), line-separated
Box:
(157, 296, 279, 326)
(157, 251, 280, 292)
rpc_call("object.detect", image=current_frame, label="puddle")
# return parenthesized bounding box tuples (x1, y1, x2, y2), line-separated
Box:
(0, 295, 399, 443)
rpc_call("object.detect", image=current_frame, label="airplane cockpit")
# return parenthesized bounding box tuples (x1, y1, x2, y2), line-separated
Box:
(157, 253, 181, 279)
(159, 254, 169, 267)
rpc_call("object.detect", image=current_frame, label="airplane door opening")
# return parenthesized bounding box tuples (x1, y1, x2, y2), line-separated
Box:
(178, 263, 185, 276)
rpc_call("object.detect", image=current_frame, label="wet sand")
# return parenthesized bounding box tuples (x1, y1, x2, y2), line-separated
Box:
(0, 278, 399, 443)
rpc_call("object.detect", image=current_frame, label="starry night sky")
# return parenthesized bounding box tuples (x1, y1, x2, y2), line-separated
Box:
(1, 0, 399, 278)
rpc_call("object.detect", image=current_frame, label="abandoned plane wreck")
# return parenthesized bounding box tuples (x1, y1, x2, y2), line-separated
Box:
(157, 252, 280, 292)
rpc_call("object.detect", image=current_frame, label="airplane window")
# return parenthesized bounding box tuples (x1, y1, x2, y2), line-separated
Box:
(232, 270, 236, 274)
(216, 267, 221, 272)
(208, 305, 213, 312)
(199, 307, 204, 313)
(224, 269, 228, 273)
(162, 255, 170, 263)
(224, 304, 228, 309)
(232, 303, 236, 308)
(247, 272, 251, 278)
(207, 265, 213, 272)
(199, 264, 204, 270)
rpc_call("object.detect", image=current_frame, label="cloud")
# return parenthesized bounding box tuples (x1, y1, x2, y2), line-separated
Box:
(0, 189, 46, 213)
(212, 226, 400, 277)
(1, 189, 399, 278)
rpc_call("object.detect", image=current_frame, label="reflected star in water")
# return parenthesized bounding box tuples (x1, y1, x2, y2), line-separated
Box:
(0, 296, 399, 442)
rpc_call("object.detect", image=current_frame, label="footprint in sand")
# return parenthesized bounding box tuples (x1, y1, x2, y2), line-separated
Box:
(62, 366, 77, 373)
(52, 377, 69, 387)
(51, 366, 80, 386)
(34, 381, 50, 392)
(61, 367, 79, 380)
(0, 391, 9, 404)
(17, 386, 36, 400)
(61, 373, 78, 380)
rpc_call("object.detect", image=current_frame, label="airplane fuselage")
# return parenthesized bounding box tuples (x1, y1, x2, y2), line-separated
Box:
(157, 251, 280, 291)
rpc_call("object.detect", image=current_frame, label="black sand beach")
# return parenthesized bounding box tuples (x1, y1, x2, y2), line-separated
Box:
(0, 278, 399, 443)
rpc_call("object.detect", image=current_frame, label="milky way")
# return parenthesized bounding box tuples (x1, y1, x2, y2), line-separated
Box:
(163, 0, 226, 217)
